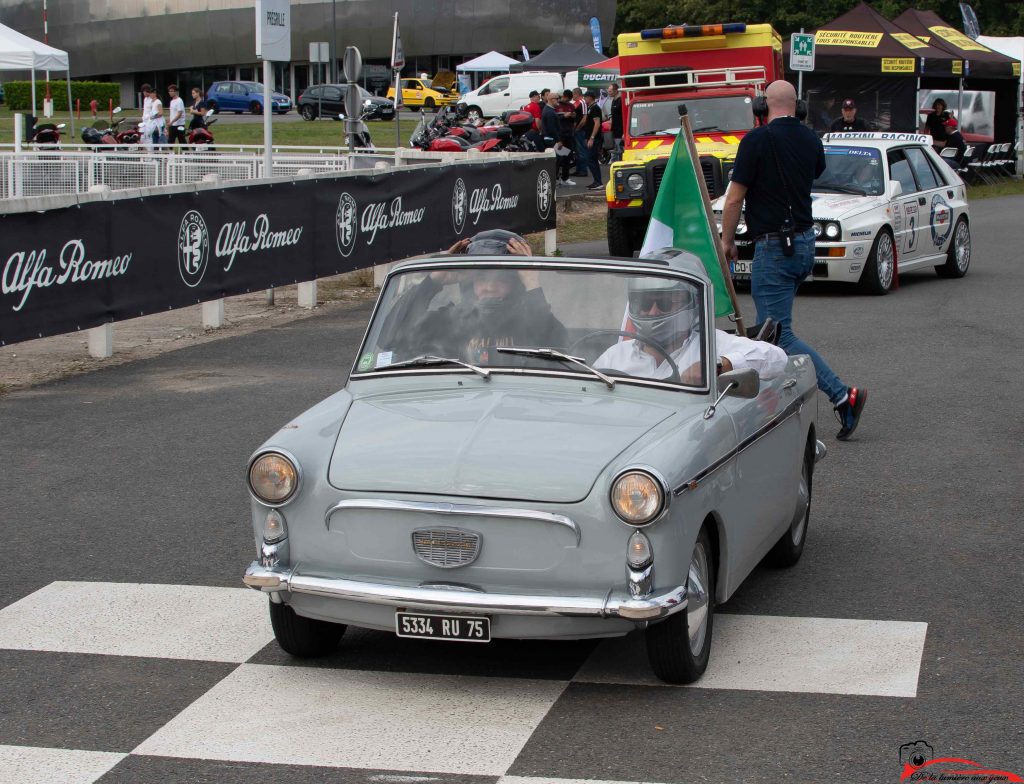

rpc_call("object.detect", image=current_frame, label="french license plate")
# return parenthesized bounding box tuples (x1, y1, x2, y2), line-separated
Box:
(732, 260, 753, 277)
(395, 612, 491, 643)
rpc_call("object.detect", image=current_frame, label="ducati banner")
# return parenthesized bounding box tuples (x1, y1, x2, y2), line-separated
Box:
(0, 157, 556, 346)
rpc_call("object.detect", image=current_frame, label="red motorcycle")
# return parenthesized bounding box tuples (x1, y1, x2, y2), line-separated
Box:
(186, 109, 217, 148)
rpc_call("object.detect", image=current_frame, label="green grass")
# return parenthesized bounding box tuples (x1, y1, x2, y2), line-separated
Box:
(966, 177, 1024, 199)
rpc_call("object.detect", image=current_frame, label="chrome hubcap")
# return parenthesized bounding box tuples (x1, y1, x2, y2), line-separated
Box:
(686, 542, 710, 656)
(955, 222, 970, 272)
(792, 460, 810, 545)
(877, 233, 894, 289)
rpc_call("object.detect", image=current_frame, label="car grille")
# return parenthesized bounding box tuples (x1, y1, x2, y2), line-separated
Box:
(651, 162, 667, 195)
(412, 527, 481, 569)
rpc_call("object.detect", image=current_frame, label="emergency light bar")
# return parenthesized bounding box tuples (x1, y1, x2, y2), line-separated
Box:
(640, 23, 747, 40)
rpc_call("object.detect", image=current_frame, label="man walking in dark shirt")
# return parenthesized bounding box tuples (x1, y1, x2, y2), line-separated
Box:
(608, 82, 623, 161)
(581, 90, 604, 189)
(722, 80, 867, 440)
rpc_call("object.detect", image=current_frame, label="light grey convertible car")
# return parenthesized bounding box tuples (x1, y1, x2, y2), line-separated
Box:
(243, 250, 824, 683)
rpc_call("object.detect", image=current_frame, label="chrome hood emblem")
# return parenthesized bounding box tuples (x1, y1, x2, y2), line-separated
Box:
(412, 527, 481, 569)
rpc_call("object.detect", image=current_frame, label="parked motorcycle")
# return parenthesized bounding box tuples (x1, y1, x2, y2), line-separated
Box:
(338, 108, 374, 150)
(186, 108, 217, 148)
(26, 116, 66, 150)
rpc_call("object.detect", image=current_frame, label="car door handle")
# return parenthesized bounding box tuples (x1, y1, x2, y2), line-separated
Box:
(503, 92, 509, 96)
(918, 196, 926, 205)
(947, 190, 955, 198)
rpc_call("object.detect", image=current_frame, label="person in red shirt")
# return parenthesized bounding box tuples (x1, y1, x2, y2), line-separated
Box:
(522, 90, 543, 131)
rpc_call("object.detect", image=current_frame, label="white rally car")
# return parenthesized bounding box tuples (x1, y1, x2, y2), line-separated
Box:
(715, 132, 971, 294)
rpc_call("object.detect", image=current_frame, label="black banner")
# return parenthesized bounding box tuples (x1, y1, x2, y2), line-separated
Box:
(0, 156, 556, 346)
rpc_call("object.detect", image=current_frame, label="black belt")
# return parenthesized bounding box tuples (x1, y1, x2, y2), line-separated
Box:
(753, 228, 813, 243)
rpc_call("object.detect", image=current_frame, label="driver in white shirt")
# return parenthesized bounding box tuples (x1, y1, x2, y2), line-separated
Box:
(596, 251, 788, 384)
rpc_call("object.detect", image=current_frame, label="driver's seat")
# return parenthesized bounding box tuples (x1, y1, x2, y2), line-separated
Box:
(746, 318, 780, 345)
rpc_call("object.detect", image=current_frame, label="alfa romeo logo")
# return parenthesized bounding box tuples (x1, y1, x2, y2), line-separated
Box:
(336, 192, 358, 257)
(536, 169, 552, 219)
(452, 178, 467, 235)
(177, 210, 209, 288)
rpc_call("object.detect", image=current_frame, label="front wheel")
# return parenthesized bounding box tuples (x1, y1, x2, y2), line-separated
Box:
(249, 101, 263, 115)
(859, 228, 895, 295)
(423, 97, 436, 110)
(465, 105, 483, 123)
(269, 600, 346, 657)
(646, 526, 715, 684)
(607, 212, 643, 257)
(936, 218, 970, 278)
(300, 104, 316, 121)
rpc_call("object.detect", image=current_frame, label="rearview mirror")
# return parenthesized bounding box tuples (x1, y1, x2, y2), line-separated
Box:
(719, 367, 759, 399)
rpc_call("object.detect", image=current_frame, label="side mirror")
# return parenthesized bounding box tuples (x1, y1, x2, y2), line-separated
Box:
(887, 180, 903, 198)
(719, 367, 760, 399)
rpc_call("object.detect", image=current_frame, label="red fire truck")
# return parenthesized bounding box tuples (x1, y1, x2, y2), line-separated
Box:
(606, 22, 783, 256)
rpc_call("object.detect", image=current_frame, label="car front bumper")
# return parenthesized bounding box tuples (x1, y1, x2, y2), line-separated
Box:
(243, 561, 687, 621)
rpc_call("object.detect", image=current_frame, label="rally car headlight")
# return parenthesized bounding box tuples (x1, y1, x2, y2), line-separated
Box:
(611, 470, 665, 526)
(824, 222, 841, 239)
(626, 173, 645, 191)
(248, 451, 300, 505)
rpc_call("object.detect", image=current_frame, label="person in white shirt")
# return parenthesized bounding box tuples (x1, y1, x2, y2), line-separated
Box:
(139, 82, 154, 150)
(596, 259, 788, 385)
(166, 84, 187, 148)
(144, 85, 166, 148)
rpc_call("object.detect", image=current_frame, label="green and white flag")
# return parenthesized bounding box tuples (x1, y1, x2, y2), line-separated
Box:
(639, 133, 733, 317)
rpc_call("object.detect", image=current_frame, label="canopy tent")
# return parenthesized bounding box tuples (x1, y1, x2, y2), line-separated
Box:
(510, 42, 603, 74)
(456, 51, 518, 73)
(578, 55, 619, 89)
(0, 21, 74, 139)
(786, 2, 961, 133)
(893, 10, 1019, 79)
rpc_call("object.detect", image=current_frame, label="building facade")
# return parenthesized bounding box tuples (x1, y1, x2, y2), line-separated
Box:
(0, 0, 616, 106)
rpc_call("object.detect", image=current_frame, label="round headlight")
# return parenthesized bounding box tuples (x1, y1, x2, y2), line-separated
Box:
(825, 222, 841, 239)
(248, 452, 299, 505)
(611, 471, 664, 526)
(626, 173, 644, 191)
(813, 222, 822, 237)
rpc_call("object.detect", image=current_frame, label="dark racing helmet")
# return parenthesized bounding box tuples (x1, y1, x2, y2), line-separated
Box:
(466, 229, 526, 255)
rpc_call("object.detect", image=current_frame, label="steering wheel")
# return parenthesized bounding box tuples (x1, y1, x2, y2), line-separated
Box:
(568, 329, 682, 384)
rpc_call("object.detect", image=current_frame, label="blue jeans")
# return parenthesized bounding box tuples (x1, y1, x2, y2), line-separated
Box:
(752, 229, 847, 404)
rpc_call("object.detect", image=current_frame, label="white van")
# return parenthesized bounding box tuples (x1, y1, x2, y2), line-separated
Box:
(460, 71, 565, 120)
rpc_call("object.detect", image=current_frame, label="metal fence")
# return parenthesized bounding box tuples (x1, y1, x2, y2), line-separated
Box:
(0, 144, 386, 200)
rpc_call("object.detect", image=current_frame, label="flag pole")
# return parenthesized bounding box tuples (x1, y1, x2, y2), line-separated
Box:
(678, 110, 745, 335)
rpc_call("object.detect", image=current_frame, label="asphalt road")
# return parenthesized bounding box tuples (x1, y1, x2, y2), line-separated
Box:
(0, 194, 1021, 783)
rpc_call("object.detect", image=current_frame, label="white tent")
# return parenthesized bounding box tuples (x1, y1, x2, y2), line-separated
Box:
(456, 51, 518, 73)
(0, 21, 74, 136)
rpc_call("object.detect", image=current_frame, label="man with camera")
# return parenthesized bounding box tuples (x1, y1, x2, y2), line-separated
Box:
(721, 80, 867, 440)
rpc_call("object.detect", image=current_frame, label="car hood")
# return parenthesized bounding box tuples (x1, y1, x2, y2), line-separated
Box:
(328, 387, 677, 503)
(811, 192, 886, 220)
(271, 93, 290, 102)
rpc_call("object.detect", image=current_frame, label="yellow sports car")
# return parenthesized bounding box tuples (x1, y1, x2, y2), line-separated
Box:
(386, 78, 457, 111)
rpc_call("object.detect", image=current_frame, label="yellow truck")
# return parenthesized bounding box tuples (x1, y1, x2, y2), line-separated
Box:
(606, 23, 783, 256)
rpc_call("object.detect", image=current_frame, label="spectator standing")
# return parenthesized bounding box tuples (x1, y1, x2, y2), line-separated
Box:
(581, 90, 604, 190)
(925, 98, 949, 150)
(139, 83, 154, 151)
(571, 87, 588, 176)
(608, 82, 623, 162)
(522, 90, 543, 131)
(542, 92, 573, 185)
(145, 86, 166, 147)
(166, 85, 187, 148)
(188, 87, 208, 130)
(556, 90, 578, 183)
(829, 98, 868, 132)
(722, 80, 867, 440)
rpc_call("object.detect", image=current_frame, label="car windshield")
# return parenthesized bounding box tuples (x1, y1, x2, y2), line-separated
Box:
(814, 146, 884, 196)
(355, 263, 709, 389)
(630, 96, 755, 136)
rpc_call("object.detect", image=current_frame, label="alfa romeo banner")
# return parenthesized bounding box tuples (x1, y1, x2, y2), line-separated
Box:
(0, 156, 556, 346)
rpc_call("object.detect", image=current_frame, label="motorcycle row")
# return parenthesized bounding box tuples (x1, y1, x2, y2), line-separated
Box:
(409, 106, 541, 153)
(79, 107, 217, 151)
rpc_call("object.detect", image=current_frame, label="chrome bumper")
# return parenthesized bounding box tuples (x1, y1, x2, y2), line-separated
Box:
(815, 438, 828, 464)
(243, 561, 687, 621)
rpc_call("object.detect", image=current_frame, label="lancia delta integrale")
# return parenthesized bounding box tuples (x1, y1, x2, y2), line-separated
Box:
(715, 132, 970, 294)
(242, 250, 824, 683)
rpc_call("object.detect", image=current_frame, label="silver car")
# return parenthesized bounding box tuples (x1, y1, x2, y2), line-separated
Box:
(243, 250, 823, 683)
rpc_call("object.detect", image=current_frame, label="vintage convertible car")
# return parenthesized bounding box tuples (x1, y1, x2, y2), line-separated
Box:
(242, 250, 824, 683)
(714, 132, 971, 295)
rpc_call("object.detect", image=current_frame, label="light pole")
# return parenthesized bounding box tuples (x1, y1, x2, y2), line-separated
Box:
(331, 0, 338, 82)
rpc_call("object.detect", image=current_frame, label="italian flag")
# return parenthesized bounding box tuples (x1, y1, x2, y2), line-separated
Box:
(639, 132, 734, 318)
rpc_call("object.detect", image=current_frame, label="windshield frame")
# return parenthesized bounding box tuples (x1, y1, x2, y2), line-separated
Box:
(350, 257, 714, 394)
(628, 94, 756, 138)
(814, 145, 886, 196)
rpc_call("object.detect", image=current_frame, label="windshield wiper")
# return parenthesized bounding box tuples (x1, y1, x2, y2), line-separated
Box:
(691, 125, 723, 133)
(814, 184, 867, 196)
(636, 128, 680, 137)
(495, 347, 616, 389)
(380, 355, 490, 379)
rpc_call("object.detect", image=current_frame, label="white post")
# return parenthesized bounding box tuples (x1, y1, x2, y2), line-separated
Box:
(297, 281, 317, 308)
(14, 112, 23, 152)
(30, 69, 37, 116)
(263, 59, 273, 177)
(544, 228, 557, 255)
(87, 324, 113, 359)
(202, 299, 224, 329)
